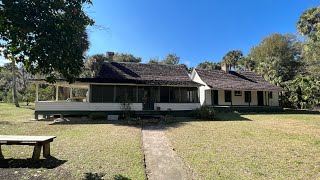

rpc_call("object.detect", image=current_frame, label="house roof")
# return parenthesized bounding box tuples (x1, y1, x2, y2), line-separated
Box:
(78, 62, 200, 87)
(195, 69, 284, 91)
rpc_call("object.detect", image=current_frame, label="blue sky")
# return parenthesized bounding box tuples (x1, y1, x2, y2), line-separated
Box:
(0, 0, 319, 66)
(86, 0, 319, 67)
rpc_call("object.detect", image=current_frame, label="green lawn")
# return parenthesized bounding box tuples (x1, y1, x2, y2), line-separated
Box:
(166, 113, 320, 179)
(0, 103, 145, 180)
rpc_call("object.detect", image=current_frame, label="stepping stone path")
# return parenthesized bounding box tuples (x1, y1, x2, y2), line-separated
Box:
(142, 125, 192, 180)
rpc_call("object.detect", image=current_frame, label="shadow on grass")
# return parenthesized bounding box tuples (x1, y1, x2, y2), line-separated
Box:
(0, 156, 66, 169)
(214, 112, 252, 121)
(0, 121, 12, 125)
(83, 173, 131, 180)
(48, 118, 141, 128)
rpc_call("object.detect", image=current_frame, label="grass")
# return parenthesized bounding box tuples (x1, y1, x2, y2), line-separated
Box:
(166, 112, 320, 179)
(0, 103, 145, 180)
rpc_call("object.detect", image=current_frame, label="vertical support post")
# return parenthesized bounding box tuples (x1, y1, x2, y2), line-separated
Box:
(113, 85, 116, 102)
(136, 86, 139, 102)
(43, 143, 51, 158)
(87, 84, 91, 102)
(230, 91, 233, 107)
(55, 85, 59, 101)
(70, 87, 73, 99)
(179, 87, 181, 103)
(35, 83, 39, 102)
(0, 145, 4, 159)
(32, 144, 42, 161)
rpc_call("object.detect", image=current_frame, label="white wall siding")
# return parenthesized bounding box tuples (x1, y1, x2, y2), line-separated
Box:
(190, 69, 210, 106)
(35, 102, 143, 111)
(154, 103, 200, 111)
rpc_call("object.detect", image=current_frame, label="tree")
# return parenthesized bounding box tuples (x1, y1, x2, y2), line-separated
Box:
(113, 53, 141, 63)
(248, 34, 302, 86)
(162, 53, 180, 65)
(148, 57, 160, 64)
(285, 75, 320, 109)
(222, 50, 243, 70)
(297, 7, 320, 77)
(197, 61, 221, 71)
(237, 57, 255, 71)
(0, 0, 94, 85)
(82, 54, 107, 78)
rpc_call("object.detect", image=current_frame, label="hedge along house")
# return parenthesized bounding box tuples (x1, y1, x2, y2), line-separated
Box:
(191, 64, 284, 111)
(31, 62, 201, 119)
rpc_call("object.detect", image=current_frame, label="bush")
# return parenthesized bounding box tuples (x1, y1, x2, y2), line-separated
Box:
(89, 112, 107, 120)
(191, 106, 215, 120)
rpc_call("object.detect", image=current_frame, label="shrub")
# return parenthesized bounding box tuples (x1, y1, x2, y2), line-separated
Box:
(191, 106, 215, 120)
(89, 112, 107, 120)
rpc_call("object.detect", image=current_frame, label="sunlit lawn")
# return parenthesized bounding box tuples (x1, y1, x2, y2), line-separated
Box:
(166, 113, 320, 179)
(0, 103, 145, 180)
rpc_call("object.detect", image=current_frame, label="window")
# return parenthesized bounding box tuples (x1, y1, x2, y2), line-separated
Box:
(224, 90, 231, 102)
(245, 91, 251, 103)
(160, 87, 170, 102)
(269, 92, 273, 99)
(91, 85, 114, 103)
(235, 91, 242, 96)
(181, 87, 199, 103)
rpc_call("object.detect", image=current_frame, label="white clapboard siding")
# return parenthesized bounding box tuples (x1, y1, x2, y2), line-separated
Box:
(35, 101, 143, 111)
(154, 103, 200, 111)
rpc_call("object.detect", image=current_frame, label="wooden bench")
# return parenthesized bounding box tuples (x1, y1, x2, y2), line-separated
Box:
(0, 135, 56, 161)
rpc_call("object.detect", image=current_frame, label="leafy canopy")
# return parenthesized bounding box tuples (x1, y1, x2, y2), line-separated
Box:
(197, 61, 221, 71)
(0, 0, 94, 83)
(297, 7, 320, 77)
(222, 50, 243, 70)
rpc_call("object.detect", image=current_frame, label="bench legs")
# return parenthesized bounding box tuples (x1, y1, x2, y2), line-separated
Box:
(0, 145, 4, 159)
(43, 143, 51, 158)
(32, 144, 42, 161)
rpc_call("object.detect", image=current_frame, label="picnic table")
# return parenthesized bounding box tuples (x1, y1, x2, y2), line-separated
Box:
(0, 135, 56, 161)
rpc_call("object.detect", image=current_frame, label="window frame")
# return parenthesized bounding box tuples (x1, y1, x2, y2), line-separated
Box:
(234, 91, 242, 96)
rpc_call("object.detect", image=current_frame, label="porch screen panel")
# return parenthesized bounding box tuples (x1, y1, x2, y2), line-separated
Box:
(170, 87, 180, 102)
(91, 85, 114, 102)
(181, 87, 199, 103)
(137, 87, 144, 103)
(160, 87, 170, 102)
(116, 86, 136, 103)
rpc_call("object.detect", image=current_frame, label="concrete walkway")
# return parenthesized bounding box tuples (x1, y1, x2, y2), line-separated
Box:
(142, 125, 192, 180)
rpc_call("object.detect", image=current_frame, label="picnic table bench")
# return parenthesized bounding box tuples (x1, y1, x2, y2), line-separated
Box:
(0, 135, 56, 161)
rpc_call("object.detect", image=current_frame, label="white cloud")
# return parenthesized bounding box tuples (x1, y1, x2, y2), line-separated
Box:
(0, 55, 9, 66)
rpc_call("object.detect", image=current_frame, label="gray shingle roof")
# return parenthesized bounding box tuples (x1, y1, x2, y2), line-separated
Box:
(79, 62, 200, 87)
(196, 69, 284, 91)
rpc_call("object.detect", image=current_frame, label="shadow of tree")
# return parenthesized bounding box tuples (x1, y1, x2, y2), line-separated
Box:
(0, 156, 66, 169)
(48, 118, 141, 128)
(214, 112, 252, 121)
(83, 173, 131, 180)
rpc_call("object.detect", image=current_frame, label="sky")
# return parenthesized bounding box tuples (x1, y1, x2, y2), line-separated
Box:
(0, 0, 319, 67)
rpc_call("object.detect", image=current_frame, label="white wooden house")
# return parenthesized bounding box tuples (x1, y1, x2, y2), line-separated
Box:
(31, 62, 201, 119)
(190, 64, 283, 108)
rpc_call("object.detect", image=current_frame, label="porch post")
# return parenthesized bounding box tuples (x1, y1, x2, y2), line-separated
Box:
(70, 87, 73, 99)
(87, 84, 91, 102)
(35, 83, 39, 102)
(230, 90, 233, 107)
(55, 85, 59, 101)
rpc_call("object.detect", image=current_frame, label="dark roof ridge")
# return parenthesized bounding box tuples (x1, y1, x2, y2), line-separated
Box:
(109, 61, 187, 68)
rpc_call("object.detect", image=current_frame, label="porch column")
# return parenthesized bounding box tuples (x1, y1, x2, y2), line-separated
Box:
(69, 87, 73, 99)
(230, 91, 233, 107)
(87, 84, 91, 102)
(55, 85, 59, 101)
(35, 83, 39, 102)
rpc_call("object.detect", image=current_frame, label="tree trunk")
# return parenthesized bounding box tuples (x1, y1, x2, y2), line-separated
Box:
(11, 57, 20, 107)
